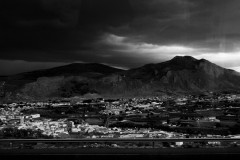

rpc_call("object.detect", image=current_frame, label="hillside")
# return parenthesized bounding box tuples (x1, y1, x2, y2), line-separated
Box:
(118, 56, 240, 92)
(3, 63, 123, 89)
(2, 56, 240, 100)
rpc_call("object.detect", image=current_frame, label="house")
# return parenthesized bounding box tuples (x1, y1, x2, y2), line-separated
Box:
(31, 114, 40, 119)
(0, 116, 6, 120)
(175, 142, 183, 146)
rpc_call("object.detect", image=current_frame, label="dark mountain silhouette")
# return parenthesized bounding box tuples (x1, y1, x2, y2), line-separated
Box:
(119, 56, 240, 92)
(3, 63, 123, 88)
(15, 63, 123, 79)
(2, 56, 240, 100)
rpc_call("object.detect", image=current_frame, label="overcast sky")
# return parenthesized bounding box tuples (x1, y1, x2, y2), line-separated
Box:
(1, 0, 240, 75)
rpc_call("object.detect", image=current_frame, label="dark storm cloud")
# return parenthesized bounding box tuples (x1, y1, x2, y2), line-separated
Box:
(1, 0, 240, 74)
(110, 0, 240, 51)
(113, 0, 217, 45)
(0, 0, 135, 62)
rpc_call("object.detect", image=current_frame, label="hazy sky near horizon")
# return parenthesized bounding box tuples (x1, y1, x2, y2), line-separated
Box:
(1, 0, 240, 75)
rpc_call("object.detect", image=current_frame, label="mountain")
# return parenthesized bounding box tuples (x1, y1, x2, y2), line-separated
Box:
(118, 56, 240, 93)
(3, 63, 124, 88)
(2, 56, 240, 100)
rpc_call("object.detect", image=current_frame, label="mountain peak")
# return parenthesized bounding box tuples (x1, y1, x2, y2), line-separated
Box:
(199, 58, 210, 63)
(171, 55, 197, 61)
(166, 55, 198, 70)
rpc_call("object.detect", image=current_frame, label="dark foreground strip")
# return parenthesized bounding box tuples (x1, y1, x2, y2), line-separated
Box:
(1, 147, 240, 155)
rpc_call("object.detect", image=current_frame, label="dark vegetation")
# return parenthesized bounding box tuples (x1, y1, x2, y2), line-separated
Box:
(0, 127, 53, 139)
(109, 122, 231, 135)
(58, 78, 98, 98)
(21, 109, 68, 119)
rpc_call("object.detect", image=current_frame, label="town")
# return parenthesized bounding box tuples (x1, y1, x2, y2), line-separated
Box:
(1, 92, 240, 149)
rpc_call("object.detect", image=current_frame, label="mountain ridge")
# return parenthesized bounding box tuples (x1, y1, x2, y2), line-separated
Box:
(121, 56, 240, 92)
(1, 56, 240, 100)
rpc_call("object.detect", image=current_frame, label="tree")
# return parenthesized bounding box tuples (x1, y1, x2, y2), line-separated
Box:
(1, 127, 52, 139)
(0, 81, 6, 97)
(118, 116, 124, 121)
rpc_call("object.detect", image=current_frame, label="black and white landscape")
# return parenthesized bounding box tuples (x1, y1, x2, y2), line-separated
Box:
(2, 0, 240, 157)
